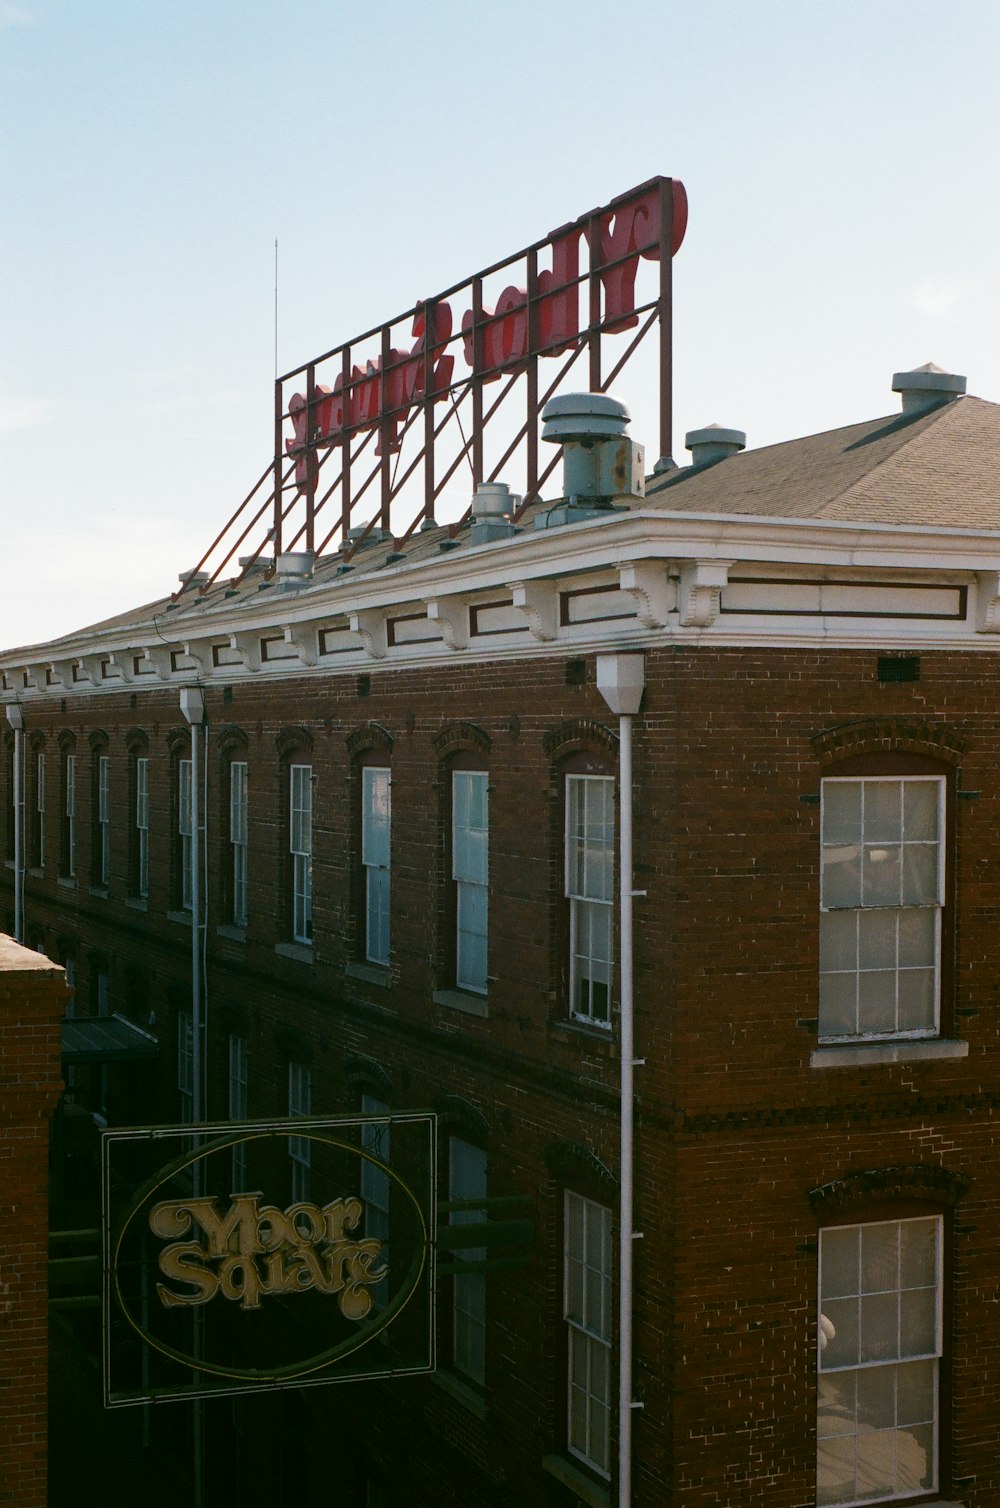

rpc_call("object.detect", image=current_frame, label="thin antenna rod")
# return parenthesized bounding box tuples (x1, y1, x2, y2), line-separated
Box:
(274, 238, 279, 379)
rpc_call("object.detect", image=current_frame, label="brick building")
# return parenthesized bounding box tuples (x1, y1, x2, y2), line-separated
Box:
(3, 364, 1000, 1506)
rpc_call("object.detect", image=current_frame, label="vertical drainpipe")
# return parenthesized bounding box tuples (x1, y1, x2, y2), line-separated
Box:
(6, 704, 25, 942)
(596, 652, 646, 1508)
(179, 684, 205, 1508)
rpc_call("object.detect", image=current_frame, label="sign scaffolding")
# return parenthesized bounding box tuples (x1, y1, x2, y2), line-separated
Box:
(179, 175, 687, 597)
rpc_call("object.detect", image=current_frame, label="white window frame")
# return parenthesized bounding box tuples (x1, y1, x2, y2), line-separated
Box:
(362, 766, 391, 965)
(135, 755, 149, 899)
(818, 1214, 942, 1506)
(289, 763, 313, 943)
(361, 1094, 390, 1304)
(35, 751, 45, 867)
(452, 771, 488, 995)
(178, 758, 193, 911)
(565, 774, 615, 1027)
(97, 753, 110, 888)
(820, 776, 944, 1043)
(64, 752, 76, 879)
(564, 1190, 613, 1478)
(230, 760, 248, 928)
(288, 1061, 311, 1203)
(228, 1034, 248, 1192)
(449, 1137, 487, 1385)
(177, 1011, 194, 1124)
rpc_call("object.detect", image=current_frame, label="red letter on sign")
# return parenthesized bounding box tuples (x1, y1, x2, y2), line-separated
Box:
(593, 181, 688, 333)
(537, 227, 581, 355)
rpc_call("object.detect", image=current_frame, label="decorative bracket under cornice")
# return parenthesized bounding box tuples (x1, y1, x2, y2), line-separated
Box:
(975, 570, 1000, 632)
(283, 624, 319, 668)
(108, 652, 135, 684)
(79, 653, 105, 687)
(618, 560, 675, 629)
(143, 647, 175, 682)
(350, 608, 388, 660)
(425, 596, 469, 651)
(49, 660, 76, 691)
(508, 579, 558, 642)
(230, 633, 261, 673)
(678, 560, 732, 629)
(183, 640, 214, 676)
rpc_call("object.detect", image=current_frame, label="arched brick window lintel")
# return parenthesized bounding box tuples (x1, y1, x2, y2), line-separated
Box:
(809, 1163, 969, 1217)
(435, 1093, 490, 1143)
(276, 724, 315, 758)
(544, 1138, 617, 1198)
(432, 721, 491, 758)
(345, 1052, 392, 1100)
(345, 721, 393, 759)
(811, 719, 966, 766)
(125, 726, 149, 754)
(544, 718, 619, 762)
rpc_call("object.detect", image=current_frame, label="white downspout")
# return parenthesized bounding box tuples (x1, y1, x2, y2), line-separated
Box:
(6, 704, 25, 942)
(596, 652, 646, 1508)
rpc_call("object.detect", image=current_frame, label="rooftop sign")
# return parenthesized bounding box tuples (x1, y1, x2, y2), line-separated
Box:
(182, 175, 687, 594)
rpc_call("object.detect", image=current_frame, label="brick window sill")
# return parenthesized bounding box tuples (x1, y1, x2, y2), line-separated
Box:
(541, 1454, 610, 1508)
(433, 988, 488, 1019)
(27, 866, 44, 878)
(811, 1039, 969, 1069)
(57, 876, 77, 890)
(125, 896, 148, 913)
(345, 961, 390, 988)
(216, 924, 247, 944)
(275, 941, 314, 965)
(430, 1369, 487, 1418)
(549, 1018, 616, 1051)
(88, 886, 109, 900)
(167, 910, 192, 927)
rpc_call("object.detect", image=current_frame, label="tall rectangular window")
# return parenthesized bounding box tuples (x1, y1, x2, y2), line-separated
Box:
(288, 1062, 311, 1202)
(818, 1215, 942, 1506)
(230, 760, 248, 927)
(135, 756, 149, 899)
(228, 1035, 248, 1192)
(564, 1191, 613, 1477)
(565, 775, 615, 1026)
(97, 754, 110, 888)
(449, 1137, 487, 1385)
(32, 751, 45, 868)
(362, 768, 391, 964)
(179, 758, 193, 911)
(820, 777, 944, 1041)
(361, 1095, 390, 1304)
(290, 764, 313, 943)
(63, 753, 76, 879)
(177, 1011, 194, 1123)
(452, 771, 488, 994)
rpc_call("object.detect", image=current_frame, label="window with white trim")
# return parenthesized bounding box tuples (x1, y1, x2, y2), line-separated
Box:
(452, 771, 488, 994)
(818, 1215, 942, 1506)
(362, 767, 390, 965)
(177, 1011, 194, 1123)
(289, 763, 313, 943)
(820, 777, 944, 1042)
(228, 1034, 248, 1191)
(361, 1094, 390, 1304)
(135, 756, 149, 899)
(230, 760, 248, 928)
(62, 752, 76, 879)
(449, 1136, 487, 1384)
(178, 758, 193, 911)
(565, 775, 615, 1026)
(564, 1190, 612, 1477)
(32, 751, 45, 868)
(288, 1062, 311, 1202)
(97, 753, 110, 888)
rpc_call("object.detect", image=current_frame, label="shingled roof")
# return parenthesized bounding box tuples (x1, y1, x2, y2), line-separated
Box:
(648, 394, 1000, 529)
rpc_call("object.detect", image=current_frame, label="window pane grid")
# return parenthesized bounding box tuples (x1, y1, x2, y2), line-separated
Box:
(454, 771, 488, 994)
(290, 765, 313, 942)
(65, 754, 76, 878)
(564, 1191, 612, 1478)
(818, 1217, 941, 1506)
(230, 761, 248, 926)
(566, 776, 614, 1027)
(820, 778, 943, 1042)
(98, 755, 110, 886)
(136, 757, 149, 897)
(179, 759, 193, 910)
(362, 768, 390, 964)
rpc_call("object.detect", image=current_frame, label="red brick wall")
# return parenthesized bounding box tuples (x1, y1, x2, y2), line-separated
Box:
(0, 937, 66, 1507)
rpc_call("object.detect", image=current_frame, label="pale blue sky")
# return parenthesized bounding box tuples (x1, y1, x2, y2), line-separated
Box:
(3, 1, 999, 647)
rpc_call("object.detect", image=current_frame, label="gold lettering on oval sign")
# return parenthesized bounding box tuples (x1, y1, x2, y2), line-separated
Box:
(148, 1194, 387, 1319)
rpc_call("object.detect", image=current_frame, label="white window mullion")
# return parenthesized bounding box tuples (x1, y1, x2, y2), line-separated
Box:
(566, 775, 614, 1026)
(98, 754, 110, 887)
(362, 767, 391, 965)
(136, 756, 149, 898)
(230, 760, 248, 927)
(564, 1190, 612, 1478)
(65, 754, 76, 879)
(179, 758, 193, 910)
(453, 770, 488, 994)
(290, 763, 313, 943)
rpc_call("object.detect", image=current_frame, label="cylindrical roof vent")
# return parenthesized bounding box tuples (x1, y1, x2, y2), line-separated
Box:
(685, 423, 746, 468)
(472, 482, 516, 519)
(541, 392, 630, 445)
(892, 363, 966, 415)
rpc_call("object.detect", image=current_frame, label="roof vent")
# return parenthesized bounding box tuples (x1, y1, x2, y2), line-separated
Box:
(178, 568, 209, 587)
(471, 482, 518, 546)
(274, 551, 315, 592)
(685, 424, 746, 468)
(891, 363, 966, 415)
(537, 393, 645, 528)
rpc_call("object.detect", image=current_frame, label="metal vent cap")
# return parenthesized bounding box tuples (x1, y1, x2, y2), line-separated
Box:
(541, 393, 630, 445)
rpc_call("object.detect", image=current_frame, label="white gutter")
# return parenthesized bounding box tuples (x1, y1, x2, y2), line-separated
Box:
(5, 704, 24, 942)
(596, 652, 646, 1508)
